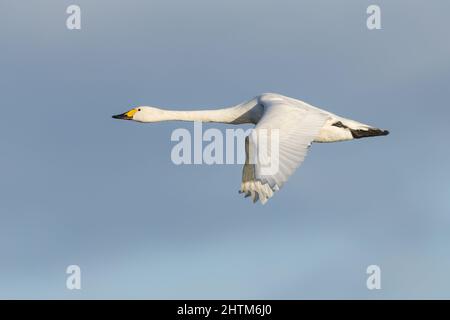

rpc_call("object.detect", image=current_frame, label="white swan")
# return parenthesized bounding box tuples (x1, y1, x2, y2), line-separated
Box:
(112, 93, 389, 204)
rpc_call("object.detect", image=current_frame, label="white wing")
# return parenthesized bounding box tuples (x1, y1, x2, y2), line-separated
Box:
(240, 94, 330, 204)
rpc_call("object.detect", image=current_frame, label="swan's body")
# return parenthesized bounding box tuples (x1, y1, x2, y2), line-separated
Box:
(113, 93, 389, 204)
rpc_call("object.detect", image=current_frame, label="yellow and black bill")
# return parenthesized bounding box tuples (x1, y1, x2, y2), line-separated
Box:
(112, 109, 137, 120)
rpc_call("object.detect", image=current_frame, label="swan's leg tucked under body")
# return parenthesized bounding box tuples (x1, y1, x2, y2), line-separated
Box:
(315, 116, 389, 143)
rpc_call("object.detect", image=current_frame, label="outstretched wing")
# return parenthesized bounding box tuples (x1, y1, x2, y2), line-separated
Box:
(239, 94, 330, 204)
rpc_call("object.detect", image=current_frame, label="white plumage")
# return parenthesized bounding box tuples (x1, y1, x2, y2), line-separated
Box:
(113, 93, 389, 204)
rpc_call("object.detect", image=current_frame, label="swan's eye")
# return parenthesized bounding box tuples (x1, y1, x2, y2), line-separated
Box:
(138, 108, 141, 112)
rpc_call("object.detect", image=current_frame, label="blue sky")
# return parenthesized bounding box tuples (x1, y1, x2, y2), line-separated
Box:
(1, 0, 450, 298)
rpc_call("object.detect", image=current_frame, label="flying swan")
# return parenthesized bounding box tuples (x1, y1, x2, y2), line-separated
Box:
(113, 93, 389, 204)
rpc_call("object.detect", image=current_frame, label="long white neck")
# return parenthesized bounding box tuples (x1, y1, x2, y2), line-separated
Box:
(158, 107, 241, 123)
(143, 99, 261, 124)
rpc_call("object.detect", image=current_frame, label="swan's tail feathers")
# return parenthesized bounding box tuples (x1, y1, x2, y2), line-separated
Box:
(331, 120, 389, 140)
(316, 119, 389, 143)
(349, 127, 390, 139)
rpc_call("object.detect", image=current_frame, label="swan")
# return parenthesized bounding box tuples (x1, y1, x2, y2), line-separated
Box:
(112, 93, 389, 204)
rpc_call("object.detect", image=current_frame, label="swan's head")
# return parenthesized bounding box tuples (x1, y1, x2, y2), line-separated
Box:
(112, 106, 163, 123)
